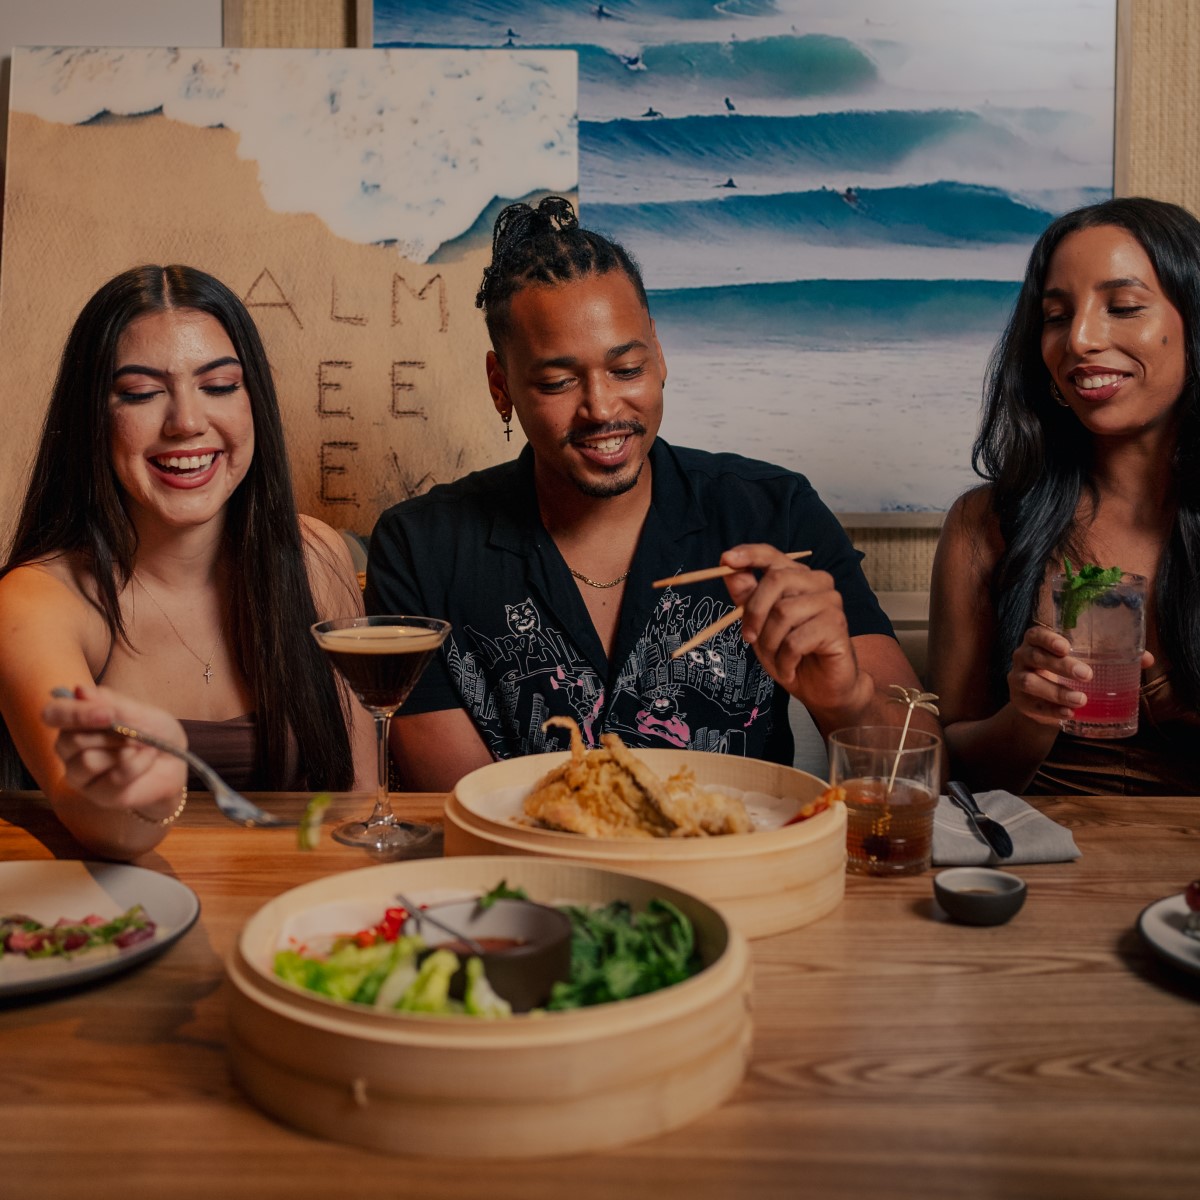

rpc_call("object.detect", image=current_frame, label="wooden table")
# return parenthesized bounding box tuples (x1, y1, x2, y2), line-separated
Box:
(2, 791, 1197, 1200)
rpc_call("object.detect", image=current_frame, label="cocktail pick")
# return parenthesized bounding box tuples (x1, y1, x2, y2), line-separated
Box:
(885, 685, 940, 797)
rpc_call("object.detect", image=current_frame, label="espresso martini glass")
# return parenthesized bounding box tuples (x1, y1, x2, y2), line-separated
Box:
(311, 615, 451, 854)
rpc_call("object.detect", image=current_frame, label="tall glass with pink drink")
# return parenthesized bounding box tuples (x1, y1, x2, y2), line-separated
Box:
(1052, 568, 1146, 739)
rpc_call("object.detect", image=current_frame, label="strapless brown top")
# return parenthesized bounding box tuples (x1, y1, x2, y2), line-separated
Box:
(178, 713, 302, 792)
(1027, 672, 1199, 796)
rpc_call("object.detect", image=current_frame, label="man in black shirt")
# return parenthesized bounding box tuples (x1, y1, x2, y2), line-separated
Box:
(366, 198, 930, 790)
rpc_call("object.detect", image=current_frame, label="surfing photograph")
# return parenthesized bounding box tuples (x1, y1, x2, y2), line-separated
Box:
(373, 0, 1117, 511)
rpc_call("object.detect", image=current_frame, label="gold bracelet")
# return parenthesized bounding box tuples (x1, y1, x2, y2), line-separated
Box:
(130, 786, 188, 826)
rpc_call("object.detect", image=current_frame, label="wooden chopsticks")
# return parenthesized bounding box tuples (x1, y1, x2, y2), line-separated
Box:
(651, 550, 810, 590)
(656, 551, 812, 659)
(672, 607, 746, 659)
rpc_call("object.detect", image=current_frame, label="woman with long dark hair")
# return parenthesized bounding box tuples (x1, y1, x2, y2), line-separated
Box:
(0, 265, 372, 856)
(928, 197, 1200, 794)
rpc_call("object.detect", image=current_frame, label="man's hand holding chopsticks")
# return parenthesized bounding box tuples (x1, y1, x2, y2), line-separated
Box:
(720, 544, 876, 731)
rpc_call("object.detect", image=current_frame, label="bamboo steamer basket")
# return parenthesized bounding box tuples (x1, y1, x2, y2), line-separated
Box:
(446, 750, 846, 939)
(227, 856, 752, 1159)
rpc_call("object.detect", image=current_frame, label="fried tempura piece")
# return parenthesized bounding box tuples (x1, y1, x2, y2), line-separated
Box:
(524, 718, 670, 838)
(662, 768, 755, 836)
(523, 717, 752, 838)
(601, 736, 752, 836)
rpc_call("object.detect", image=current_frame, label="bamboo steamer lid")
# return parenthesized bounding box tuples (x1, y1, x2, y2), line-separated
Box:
(446, 749, 847, 938)
(227, 856, 752, 1158)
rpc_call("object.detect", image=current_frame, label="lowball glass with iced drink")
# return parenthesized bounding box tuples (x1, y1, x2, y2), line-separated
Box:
(1052, 568, 1146, 739)
(828, 727, 941, 876)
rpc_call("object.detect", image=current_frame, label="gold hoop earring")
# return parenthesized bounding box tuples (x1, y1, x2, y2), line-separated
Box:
(1050, 380, 1069, 407)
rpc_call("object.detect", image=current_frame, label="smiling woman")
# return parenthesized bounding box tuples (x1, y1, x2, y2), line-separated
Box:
(0, 266, 373, 859)
(108, 308, 256, 531)
(928, 197, 1200, 797)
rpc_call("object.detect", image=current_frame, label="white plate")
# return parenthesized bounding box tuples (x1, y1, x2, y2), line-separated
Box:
(463, 782, 800, 837)
(1137, 893, 1200, 979)
(0, 861, 200, 999)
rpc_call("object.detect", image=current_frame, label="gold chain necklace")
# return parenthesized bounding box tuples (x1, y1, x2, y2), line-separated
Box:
(132, 573, 222, 685)
(567, 566, 630, 590)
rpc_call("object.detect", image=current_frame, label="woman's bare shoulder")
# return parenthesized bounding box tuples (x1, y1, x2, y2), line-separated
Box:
(0, 555, 109, 669)
(940, 486, 1004, 575)
(298, 515, 363, 618)
(0, 554, 91, 612)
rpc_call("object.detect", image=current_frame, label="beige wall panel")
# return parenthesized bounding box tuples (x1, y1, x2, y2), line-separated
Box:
(0, 111, 509, 545)
(1125, 0, 1200, 208)
(224, 0, 355, 48)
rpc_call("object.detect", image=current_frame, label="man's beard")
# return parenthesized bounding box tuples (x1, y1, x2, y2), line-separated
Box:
(573, 458, 645, 498)
(563, 420, 648, 498)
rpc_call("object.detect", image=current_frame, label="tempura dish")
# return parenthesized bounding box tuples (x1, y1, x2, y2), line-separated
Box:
(447, 748, 847, 939)
(524, 717, 756, 838)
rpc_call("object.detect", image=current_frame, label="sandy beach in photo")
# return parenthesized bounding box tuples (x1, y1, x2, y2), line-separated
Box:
(0, 111, 511, 544)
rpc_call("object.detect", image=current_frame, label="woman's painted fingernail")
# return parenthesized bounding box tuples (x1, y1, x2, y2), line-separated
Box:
(50, 686, 73, 699)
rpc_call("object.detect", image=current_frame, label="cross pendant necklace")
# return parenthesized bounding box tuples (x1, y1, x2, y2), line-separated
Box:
(132, 573, 222, 685)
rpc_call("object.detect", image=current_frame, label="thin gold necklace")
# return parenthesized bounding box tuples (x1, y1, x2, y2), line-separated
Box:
(132, 573, 222, 685)
(538, 505, 631, 589)
(567, 566, 630, 590)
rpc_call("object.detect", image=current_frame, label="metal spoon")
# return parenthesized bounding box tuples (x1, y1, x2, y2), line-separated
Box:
(947, 780, 1014, 859)
(49, 688, 297, 829)
(396, 892, 487, 956)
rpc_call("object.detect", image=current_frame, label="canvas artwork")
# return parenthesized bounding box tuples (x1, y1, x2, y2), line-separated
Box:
(0, 46, 576, 544)
(373, 0, 1117, 512)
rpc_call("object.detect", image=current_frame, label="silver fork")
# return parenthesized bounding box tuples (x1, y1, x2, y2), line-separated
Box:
(108, 722, 298, 828)
(50, 687, 295, 828)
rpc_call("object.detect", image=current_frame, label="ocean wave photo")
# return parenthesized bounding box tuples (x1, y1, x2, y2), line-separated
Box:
(372, 0, 1117, 511)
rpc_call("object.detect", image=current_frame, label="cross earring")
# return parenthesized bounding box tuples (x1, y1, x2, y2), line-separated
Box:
(503, 411, 512, 442)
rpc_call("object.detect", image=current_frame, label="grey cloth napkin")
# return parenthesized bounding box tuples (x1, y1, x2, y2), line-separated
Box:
(932, 790, 1081, 866)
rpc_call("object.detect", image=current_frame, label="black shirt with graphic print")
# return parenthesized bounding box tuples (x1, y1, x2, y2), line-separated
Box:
(365, 441, 894, 765)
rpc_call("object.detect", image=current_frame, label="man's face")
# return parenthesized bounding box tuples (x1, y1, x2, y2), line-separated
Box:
(487, 270, 667, 501)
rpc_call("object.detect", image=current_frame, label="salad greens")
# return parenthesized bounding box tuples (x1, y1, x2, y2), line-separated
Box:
(477, 882, 703, 1009)
(548, 898, 698, 1011)
(273, 904, 518, 1018)
(273, 886, 702, 1018)
(463, 956, 513, 1017)
(477, 880, 529, 909)
(1058, 557, 1123, 631)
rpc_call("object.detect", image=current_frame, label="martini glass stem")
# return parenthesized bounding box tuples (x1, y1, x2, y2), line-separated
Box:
(368, 711, 397, 826)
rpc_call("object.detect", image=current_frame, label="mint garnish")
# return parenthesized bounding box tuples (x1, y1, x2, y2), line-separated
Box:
(1058, 557, 1122, 630)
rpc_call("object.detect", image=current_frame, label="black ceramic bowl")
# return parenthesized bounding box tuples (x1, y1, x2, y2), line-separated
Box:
(933, 868, 1027, 926)
(405, 897, 573, 1012)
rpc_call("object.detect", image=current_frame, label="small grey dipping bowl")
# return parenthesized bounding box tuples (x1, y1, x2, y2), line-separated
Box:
(933, 867, 1027, 926)
(405, 898, 573, 1012)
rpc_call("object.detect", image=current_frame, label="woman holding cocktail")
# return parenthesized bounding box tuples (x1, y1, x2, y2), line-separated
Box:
(929, 197, 1200, 795)
(0, 265, 373, 858)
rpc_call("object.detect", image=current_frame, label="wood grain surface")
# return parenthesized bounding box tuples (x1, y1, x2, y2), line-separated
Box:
(1, 791, 1197, 1200)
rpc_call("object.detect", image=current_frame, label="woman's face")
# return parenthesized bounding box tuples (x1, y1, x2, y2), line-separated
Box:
(1040, 224, 1187, 439)
(108, 307, 254, 533)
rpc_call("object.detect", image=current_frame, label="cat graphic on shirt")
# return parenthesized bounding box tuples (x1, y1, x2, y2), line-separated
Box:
(465, 597, 571, 677)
